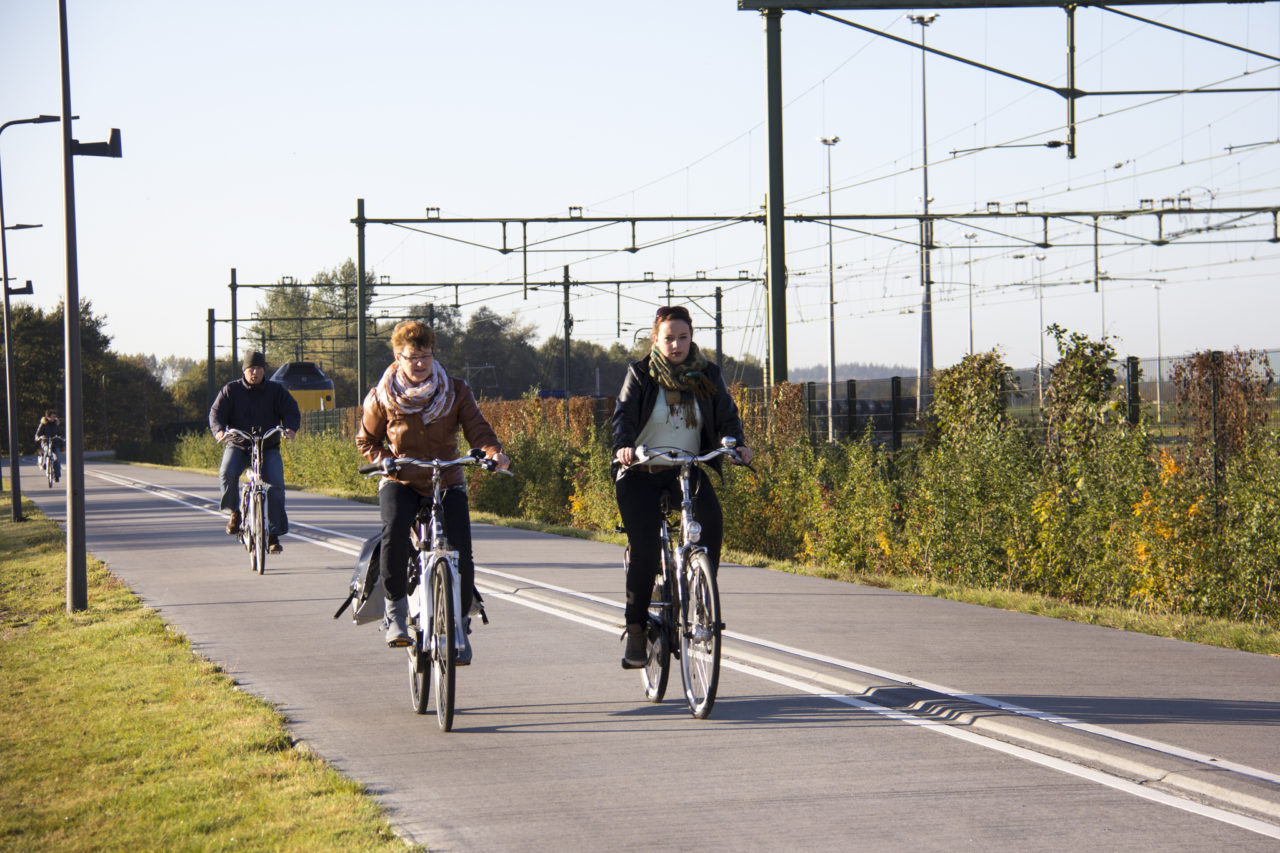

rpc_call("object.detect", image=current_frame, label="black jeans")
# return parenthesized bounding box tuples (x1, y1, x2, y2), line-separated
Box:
(379, 480, 475, 616)
(616, 467, 722, 626)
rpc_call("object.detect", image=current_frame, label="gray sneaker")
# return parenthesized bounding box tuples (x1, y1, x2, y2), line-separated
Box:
(384, 597, 410, 648)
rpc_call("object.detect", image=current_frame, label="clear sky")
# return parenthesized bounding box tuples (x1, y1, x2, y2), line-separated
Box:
(2, 1, 1277, 383)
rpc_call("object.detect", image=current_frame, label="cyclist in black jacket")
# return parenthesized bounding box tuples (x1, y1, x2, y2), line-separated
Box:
(209, 351, 301, 552)
(610, 305, 753, 669)
(34, 410, 63, 470)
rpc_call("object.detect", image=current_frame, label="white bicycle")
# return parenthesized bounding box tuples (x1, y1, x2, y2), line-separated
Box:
(359, 450, 508, 732)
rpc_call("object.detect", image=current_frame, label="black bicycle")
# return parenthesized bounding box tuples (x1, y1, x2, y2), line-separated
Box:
(358, 450, 507, 732)
(225, 426, 283, 575)
(621, 437, 744, 719)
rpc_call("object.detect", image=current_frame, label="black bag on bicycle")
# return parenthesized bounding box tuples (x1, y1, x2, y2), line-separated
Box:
(333, 534, 385, 624)
(332, 532, 489, 626)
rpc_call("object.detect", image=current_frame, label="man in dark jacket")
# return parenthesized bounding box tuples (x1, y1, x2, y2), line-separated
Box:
(209, 351, 301, 552)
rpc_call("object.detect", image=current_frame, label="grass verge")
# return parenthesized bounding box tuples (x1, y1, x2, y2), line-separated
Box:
(0, 494, 418, 853)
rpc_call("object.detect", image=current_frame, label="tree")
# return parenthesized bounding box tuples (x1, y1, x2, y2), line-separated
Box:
(1, 300, 180, 452)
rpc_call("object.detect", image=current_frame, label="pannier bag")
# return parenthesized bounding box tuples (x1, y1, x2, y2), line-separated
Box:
(333, 534, 385, 624)
(332, 533, 489, 626)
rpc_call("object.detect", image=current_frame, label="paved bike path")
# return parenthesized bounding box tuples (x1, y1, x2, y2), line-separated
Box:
(20, 460, 1280, 851)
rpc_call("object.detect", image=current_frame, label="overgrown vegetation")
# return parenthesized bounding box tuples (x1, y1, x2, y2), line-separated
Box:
(0, 495, 415, 852)
(156, 329, 1279, 640)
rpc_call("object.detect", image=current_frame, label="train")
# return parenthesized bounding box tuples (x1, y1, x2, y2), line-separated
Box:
(270, 361, 336, 412)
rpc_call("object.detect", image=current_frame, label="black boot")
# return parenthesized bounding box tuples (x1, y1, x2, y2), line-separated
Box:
(621, 623, 647, 669)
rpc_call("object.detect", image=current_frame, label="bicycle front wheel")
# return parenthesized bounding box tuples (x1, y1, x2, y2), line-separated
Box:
(679, 550, 722, 719)
(429, 558, 456, 732)
(252, 491, 267, 574)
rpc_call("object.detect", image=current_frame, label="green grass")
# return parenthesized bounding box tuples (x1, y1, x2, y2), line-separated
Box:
(0, 494, 418, 853)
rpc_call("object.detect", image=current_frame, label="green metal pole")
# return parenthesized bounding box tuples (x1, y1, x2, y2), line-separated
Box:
(763, 8, 788, 384)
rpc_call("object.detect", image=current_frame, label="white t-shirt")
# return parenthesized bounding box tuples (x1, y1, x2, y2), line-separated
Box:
(634, 395, 701, 465)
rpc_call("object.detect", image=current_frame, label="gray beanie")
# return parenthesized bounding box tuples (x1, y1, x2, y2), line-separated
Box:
(242, 350, 267, 370)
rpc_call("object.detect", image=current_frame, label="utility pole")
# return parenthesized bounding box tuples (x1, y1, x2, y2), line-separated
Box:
(820, 135, 839, 442)
(763, 7, 788, 384)
(562, 266, 572, 428)
(911, 13, 937, 418)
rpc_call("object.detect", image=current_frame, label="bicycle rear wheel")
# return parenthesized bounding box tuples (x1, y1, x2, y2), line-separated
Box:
(408, 629, 430, 714)
(408, 557, 431, 714)
(252, 491, 267, 574)
(641, 554, 672, 703)
(679, 550, 722, 719)
(429, 558, 456, 732)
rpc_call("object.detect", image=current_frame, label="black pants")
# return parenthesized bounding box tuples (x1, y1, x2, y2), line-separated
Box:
(616, 467, 722, 626)
(379, 480, 475, 616)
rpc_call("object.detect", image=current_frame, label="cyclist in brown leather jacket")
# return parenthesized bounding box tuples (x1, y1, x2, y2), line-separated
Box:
(356, 320, 509, 664)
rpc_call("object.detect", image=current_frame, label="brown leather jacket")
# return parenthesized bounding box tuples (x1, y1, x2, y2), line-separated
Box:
(356, 376, 503, 493)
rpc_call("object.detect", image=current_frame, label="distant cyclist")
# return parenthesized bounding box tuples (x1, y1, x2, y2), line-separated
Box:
(34, 409, 64, 470)
(209, 351, 300, 553)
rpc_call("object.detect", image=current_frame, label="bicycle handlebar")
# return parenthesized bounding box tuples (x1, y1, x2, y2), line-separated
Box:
(224, 425, 285, 443)
(632, 442, 745, 469)
(358, 450, 512, 477)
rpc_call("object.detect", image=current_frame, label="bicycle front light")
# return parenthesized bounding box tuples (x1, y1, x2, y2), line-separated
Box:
(686, 521, 702, 544)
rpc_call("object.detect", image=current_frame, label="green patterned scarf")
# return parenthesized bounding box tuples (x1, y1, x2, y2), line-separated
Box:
(649, 343, 716, 425)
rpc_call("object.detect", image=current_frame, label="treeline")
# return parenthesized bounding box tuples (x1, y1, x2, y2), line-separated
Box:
(0, 300, 181, 454)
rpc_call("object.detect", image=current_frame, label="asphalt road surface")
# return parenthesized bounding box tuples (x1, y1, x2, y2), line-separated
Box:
(21, 459, 1280, 852)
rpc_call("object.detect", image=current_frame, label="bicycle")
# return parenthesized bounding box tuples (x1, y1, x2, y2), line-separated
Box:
(37, 438, 61, 488)
(358, 449, 508, 733)
(224, 426, 283, 575)
(620, 437, 744, 719)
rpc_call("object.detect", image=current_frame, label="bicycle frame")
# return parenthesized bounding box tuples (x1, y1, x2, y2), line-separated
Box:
(38, 438, 60, 487)
(225, 426, 283, 574)
(407, 470, 466, 664)
(627, 438, 741, 717)
(358, 450, 507, 732)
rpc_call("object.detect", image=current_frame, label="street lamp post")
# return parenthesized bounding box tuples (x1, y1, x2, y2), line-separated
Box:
(59, 0, 123, 612)
(963, 232, 976, 355)
(0, 114, 60, 522)
(910, 13, 937, 417)
(820, 135, 839, 442)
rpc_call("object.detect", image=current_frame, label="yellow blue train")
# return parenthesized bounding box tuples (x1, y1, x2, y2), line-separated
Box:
(270, 361, 336, 412)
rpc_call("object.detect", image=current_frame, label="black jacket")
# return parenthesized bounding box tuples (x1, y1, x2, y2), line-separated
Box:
(611, 356, 746, 472)
(35, 419, 61, 442)
(208, 378, 301, 451)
